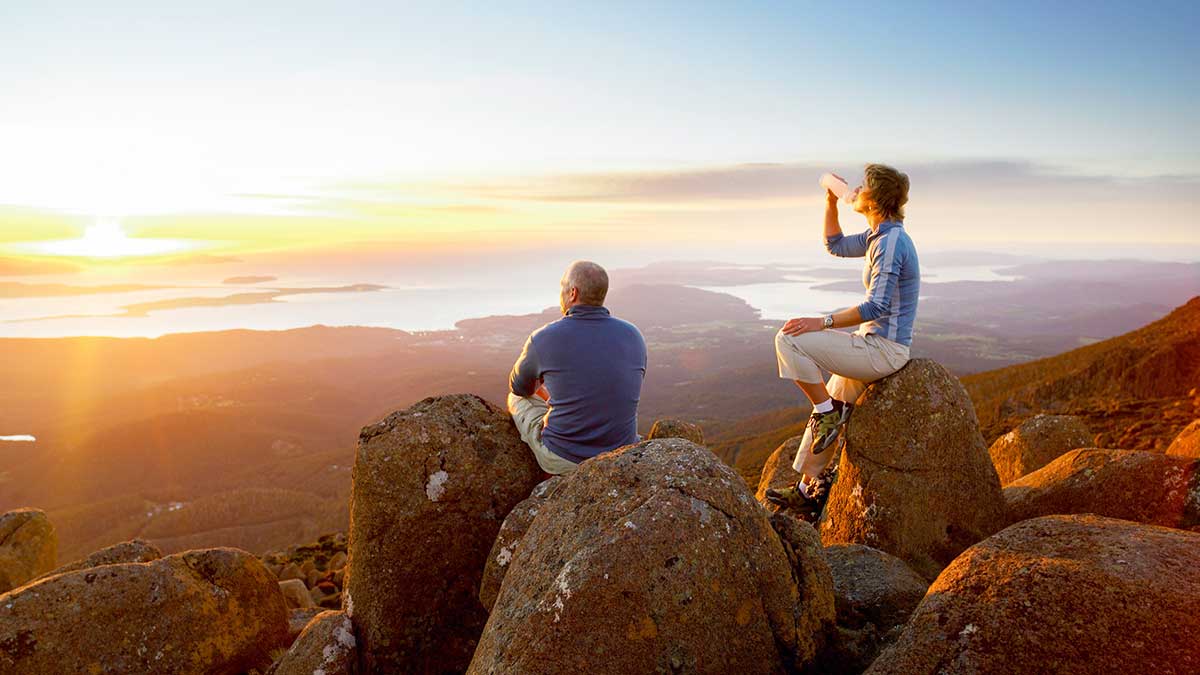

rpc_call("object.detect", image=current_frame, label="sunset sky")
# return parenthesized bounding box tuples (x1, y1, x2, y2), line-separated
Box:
(1, 1, 1198, 270)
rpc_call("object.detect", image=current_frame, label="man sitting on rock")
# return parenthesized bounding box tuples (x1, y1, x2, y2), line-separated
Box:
(507, 260, 648, 475)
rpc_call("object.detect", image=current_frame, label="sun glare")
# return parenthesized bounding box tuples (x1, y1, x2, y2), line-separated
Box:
(29, 218, 195, 258)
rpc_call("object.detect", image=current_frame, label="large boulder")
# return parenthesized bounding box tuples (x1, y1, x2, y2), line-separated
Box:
(346, 394, 541, 674)
(646, 417, 705, 445)
(1167, 419, 1200, 458)
(0, 547, 288, 674)
(819, 359, 1005, 580)
(480, 476, 563, 612)
(987, 414, 1092, 484)
(468, 438, 834, 675)
(819, 544, 929, 675)
(754, 436, 803, 514)
(0, 508, 56, 593)
(867, 515, 1200, 674)
(268, 610, 356, 675)
(1004, 448, 1200, 529)
(33, 538, 160, 583)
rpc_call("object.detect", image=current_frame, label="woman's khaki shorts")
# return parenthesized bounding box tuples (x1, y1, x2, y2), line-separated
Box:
(775, 329, 910, 403)
(775, 329, 910, 480)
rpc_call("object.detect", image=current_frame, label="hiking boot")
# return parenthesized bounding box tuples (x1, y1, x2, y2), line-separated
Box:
(764, 481, 821, 516)
(811, 400, 853, 455)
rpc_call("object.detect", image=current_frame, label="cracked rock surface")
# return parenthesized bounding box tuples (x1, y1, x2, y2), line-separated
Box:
(469, 438, 835, 675)
(347, 394, 540, 674)
(820, 359, 1005, 580)
(480, 476, 564, 612)
(0, 547, 287, 674)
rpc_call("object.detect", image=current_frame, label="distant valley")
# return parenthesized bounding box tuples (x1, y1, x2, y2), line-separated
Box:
(0, 257, 1195, 560)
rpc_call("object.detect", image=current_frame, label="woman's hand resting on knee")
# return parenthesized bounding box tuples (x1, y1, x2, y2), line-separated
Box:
(782, 317, 824, 336)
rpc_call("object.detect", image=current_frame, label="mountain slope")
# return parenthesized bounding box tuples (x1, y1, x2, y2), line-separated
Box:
(963, 296, 1200, 448)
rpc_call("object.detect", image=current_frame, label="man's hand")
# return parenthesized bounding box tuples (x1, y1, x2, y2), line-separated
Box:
(534, 383, 550, 401)
(781, 317, 824, 336)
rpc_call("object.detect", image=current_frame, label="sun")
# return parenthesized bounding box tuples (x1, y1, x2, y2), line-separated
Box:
(28, 217, 196, 258)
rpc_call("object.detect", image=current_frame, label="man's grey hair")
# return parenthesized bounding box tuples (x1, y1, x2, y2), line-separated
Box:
(565, 260, 609, 305)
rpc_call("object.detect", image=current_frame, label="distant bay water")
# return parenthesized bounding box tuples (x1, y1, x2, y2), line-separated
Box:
(0, 260, 1017, 339)
(702, 263, 1019, 321)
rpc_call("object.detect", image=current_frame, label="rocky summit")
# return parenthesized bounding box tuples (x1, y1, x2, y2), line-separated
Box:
(0, 508, 57, 594)
(0, 547, 288, 674)
(469, 438, 835, 675)
(347, 394, 541, 674)
(867, 515, 1200, 675)
(820, 359, 1005, 580)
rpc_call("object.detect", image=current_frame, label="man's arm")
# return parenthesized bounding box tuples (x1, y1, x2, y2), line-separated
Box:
(508, 335, 541, 397)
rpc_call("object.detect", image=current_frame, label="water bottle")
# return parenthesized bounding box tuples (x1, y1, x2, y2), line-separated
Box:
(819, 173, 859, 204)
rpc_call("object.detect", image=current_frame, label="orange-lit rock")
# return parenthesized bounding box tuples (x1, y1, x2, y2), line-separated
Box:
(0, 508, 56, 593)
(1167, 418, 1200, 458)
(987, 414, 1091, 484)
(0, 547, 288, 674)
(347, 394, 540, 674)
(868, 515, 1200, 674)
(469, 439, 833, 674)
(820, 359, 1005, 580)
(1004, 448, 1199, 529)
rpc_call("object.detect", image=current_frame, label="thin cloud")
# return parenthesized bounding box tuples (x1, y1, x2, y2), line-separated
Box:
(423, 160, 1200, 204)
(0, 256, 81, 276)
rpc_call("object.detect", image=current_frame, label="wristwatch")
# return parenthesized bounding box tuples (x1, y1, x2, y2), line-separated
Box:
(822, 314, 834, 329)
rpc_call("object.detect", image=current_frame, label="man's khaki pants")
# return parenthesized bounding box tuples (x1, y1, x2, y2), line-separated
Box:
(506, 393, 580, 475)
(774, 329, 910, 483)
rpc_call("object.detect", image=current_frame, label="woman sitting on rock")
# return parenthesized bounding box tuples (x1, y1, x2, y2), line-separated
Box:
(765, 163, 920, 518)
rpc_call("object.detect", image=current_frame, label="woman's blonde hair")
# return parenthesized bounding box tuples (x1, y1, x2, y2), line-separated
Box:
(863, 163, 910, 221)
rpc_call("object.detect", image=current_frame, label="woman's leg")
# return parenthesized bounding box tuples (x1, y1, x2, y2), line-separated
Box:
(776, 330, 909, 490)
(776, 329, 903, 387)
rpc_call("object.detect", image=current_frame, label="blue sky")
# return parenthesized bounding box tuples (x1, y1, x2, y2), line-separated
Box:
(0, 1, 1197, 257)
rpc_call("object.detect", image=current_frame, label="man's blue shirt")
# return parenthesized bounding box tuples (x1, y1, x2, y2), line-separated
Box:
(509, 305, 647, 463)
(825, 220, 920, 347)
